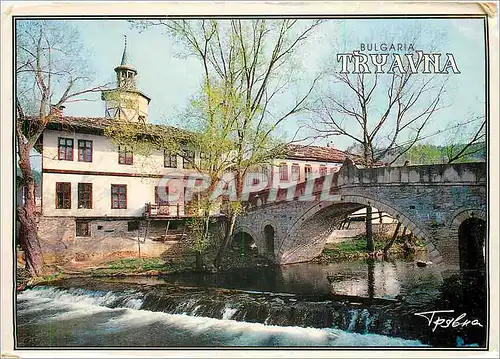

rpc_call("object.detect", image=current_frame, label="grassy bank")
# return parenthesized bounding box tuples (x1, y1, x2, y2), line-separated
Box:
(88, 257, 192, 277)
(17, 233, 424, 286)
(16, 245, 272, 287)
(316, 234, 426, 262)
(88, 248, 272, 276)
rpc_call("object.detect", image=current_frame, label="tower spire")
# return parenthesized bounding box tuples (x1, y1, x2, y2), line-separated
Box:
(114, 35, 137, 89)
(121, 35, 130, 66)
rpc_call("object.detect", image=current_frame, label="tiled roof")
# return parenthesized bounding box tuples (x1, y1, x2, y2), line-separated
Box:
(37, 117, 381, 166)
(47, 116, 114, 129)
(285, 144, 351, 163)
(38, 116, 190, 138)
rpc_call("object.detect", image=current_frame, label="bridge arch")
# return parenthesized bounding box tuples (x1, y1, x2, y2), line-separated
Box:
(236, 162, 485, 267)
(232, 226, 260, 252)
(449, 208, 486, 271)
(260, 219, 281, 260)
(449, 207, 486, 228)
(277, 194, 436, 265)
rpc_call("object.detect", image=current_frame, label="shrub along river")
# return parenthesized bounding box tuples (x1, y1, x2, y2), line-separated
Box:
(16, 259, 486, 348)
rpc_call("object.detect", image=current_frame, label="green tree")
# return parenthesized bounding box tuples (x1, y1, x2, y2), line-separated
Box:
(398, 143, 445, 165)
(162, 19, 322, 269)
(123, 19, 322, 269)
(105, 84, 242, 270)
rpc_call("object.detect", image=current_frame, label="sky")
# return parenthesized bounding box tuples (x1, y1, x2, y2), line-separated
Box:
(23, 17, 486, 155)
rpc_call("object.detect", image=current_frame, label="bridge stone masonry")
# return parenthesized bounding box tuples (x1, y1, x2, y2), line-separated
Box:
(235, 160, 487, 269)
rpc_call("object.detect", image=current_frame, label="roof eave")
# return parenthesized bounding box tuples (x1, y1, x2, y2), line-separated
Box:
(284, 155, 347, 163)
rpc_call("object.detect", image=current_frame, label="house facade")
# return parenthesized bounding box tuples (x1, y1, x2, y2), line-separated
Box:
(36, 42, 204, 259)
(272, 144, 347, 184)
(41, 124, 197, 219)
(34, 42, 379, 261)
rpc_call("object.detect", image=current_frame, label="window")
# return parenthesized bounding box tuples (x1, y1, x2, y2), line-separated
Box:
(279, 163, 288, 182)
(245, 168, 261, 186)
(155, 185, 169, 205)
(319, 165, 327, 177)
(246, 172, 254, 186)
(58, 138, 73, 161)
(183, 149, 195, 169)
(55, 182, 71, 209)
(78, 140, 93, 162)
(77, 183, 92, 209)
(261, 167, 270, 183)
(291, 164, 300, 182)
(304, 165, 312, 180)
(118, 146, 133, 165)
(164, 151, 177, 168)
(111, 184, 127, 209)
(76, 220, 91, 237)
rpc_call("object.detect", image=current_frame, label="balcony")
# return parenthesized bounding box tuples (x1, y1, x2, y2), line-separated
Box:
(143, 202, 202, 218)
(143, 202, 182, 218)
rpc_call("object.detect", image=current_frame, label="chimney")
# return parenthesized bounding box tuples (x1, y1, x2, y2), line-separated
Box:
(49, 104, 65, 118)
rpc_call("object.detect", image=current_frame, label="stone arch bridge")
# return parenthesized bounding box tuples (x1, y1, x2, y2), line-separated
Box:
(235, 161, 487, 269)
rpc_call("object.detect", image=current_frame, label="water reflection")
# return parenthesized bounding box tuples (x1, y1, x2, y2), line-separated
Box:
(121, 259, 444, 301)
(276, 259, 443, 301)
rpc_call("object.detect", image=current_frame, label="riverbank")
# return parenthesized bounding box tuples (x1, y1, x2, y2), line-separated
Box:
(16, 246, 273, 288)
(315, 234, 426, 262)
(16, 232, 425, 288)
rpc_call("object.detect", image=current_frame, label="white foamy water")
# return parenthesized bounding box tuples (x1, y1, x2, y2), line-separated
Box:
(221, 305, 238, 320)
(17, 287, 426, 347)
(101, 309, 425, 347)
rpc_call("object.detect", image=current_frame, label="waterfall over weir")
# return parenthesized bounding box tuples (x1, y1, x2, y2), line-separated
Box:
(17, 285, 425, 347)
(16, 261, 486, 348)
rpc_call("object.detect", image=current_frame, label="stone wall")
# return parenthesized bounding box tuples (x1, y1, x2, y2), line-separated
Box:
(337, 161, 486, 186)
(38, 217, 185, 263)
(38, 217, 76, 262)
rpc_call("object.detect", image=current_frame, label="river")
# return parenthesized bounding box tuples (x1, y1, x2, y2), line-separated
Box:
(16, 258, 486, 348)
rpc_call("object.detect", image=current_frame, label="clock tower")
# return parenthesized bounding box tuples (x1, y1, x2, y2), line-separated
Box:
(102, 36, 151, 122)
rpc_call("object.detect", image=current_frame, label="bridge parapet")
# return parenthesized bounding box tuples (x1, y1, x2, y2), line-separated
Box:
(337, 160, 486, 187)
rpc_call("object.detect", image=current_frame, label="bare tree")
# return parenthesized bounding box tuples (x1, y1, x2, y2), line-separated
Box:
(308, 52, 448, 252)
(16, 20, 108, 277)
(309, 70, 448, 167)
(445, 115, 486, 163)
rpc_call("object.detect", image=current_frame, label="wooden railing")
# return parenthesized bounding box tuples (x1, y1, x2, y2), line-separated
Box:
(143, 202, 182, 218)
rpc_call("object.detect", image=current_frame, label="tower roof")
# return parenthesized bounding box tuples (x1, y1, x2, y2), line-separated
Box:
(120, 35, 130, 65)
(115, 35, 137, 73)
